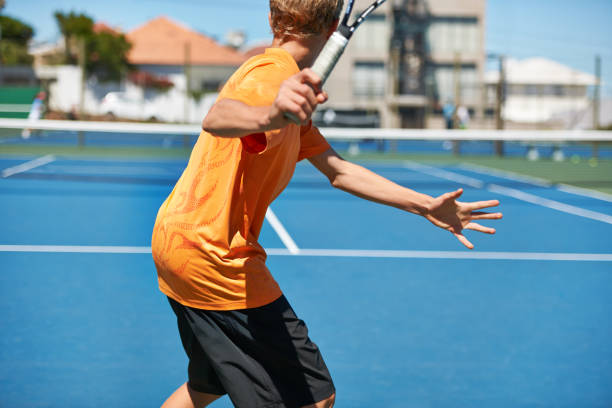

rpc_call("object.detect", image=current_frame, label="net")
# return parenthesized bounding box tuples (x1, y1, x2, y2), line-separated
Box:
(1, 118, 611, 191)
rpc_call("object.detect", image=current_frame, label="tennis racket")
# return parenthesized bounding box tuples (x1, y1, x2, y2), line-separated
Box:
(285, 0, 388, 123)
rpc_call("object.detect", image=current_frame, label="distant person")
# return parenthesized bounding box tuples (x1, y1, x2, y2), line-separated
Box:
(21, 91, 46, 139)
(457, 105, 470, 129)
(67, 105, 78, 121)
(443, 100, 455, 130)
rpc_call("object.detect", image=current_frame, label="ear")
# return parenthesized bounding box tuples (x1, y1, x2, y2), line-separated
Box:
(268, 12, 273, 30)
(327, 19, 339, 39)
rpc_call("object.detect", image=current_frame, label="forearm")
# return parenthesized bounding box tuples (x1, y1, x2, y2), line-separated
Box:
(331, 159, 433, 216)
(201, 98, 273, 138)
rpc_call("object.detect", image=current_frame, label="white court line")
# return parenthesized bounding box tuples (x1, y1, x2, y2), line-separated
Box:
(1, 245, 611, 261)
(265, 208, 300, 254)
(458, 162, 612, 203)
(488, 184, 612, 225)
(265, 248, 612, 261)
(0, 245, 152, 254)
(457, 162, 551, 187)
(403, 161, 484, 188)
(404, 161, 612, 225)
(2, 154, 56, 178)
(556, 183, 612, 203)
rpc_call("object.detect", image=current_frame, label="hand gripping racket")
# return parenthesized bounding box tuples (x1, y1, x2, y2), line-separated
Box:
(285, 0, 388, 123)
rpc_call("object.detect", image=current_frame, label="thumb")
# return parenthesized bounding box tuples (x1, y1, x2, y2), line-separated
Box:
(443, 188, 463, 201)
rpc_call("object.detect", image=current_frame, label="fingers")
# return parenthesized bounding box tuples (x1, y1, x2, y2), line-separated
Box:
(277, 69, 326, 125)
(465, 222, 496, 234)
(317, 91, 328, 104)
(297, 68, 322, 90)
(467, 199, 500, 211)
(453, 232, 474, 250)
(470, 211, 503, 220)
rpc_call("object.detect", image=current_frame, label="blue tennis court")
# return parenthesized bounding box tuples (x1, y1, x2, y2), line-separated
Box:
(1, 153, 611, 407)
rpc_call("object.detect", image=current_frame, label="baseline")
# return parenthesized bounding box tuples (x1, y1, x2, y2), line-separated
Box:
(1, 245, 611, 261)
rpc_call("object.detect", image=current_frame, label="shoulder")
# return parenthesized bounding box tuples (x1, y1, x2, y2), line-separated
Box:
(219, 48, 299, 104)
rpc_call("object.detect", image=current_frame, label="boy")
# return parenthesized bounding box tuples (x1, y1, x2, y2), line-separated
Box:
(152, 1, 502, 407)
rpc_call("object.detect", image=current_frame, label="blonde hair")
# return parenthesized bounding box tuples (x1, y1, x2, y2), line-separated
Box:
(270, 0, 344, 40)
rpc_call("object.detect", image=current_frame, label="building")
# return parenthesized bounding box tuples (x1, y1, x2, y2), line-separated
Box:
(320, 0, 486, 128)
(27, 16, 248, 122)
(485, 57, 598, 129)
(127, 16, 246, 94)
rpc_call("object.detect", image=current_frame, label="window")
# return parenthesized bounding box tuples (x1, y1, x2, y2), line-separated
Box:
(427, 18, 480, 55)
(353, 62, 386, 97)
(431, 66, 478, 104)
(352, 14, 389, 52)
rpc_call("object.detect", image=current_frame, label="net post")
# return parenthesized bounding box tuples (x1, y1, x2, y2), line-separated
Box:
(494, 140, 504, 157)
(78, 131, 85, 148)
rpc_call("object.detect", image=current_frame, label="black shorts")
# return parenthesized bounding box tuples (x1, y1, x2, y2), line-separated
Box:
(168, 295, 335, 408)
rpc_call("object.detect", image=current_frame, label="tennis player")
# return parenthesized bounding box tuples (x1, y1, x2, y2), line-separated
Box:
(152, 1, 502, 407)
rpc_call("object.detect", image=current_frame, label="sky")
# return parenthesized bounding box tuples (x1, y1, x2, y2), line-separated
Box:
(4, 0, 612, 95)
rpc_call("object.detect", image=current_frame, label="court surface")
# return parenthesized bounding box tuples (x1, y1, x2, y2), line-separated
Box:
(1, 153, 611, 407)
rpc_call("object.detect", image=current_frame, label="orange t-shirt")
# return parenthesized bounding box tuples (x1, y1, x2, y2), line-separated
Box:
(152, 48, 330, 310)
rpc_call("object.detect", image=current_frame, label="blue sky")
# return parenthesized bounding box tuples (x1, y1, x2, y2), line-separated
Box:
(4, 0, 612, 95)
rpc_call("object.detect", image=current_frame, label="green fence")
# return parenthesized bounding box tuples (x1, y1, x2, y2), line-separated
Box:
(0, 86, 41, 118)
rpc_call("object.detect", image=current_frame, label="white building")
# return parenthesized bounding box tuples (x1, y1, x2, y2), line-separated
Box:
(485, 57, 598, 128)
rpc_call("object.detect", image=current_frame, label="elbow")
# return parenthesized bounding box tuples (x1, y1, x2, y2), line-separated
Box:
(329, 174, 343, 190)
(201, 112, 215, 134)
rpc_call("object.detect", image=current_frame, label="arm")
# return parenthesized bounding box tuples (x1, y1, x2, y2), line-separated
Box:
(201, 69, 327, 138)
(308, 148, 502, 249)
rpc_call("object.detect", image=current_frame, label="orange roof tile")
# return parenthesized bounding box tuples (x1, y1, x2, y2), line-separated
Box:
(93, 22, 121, 35)
(126, 16, 247, 66)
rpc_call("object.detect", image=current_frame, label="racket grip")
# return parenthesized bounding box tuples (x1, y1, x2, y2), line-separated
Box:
(311, 32, 349, 85)
(285, 111, 301, 124)
(284, 32, 349, 124)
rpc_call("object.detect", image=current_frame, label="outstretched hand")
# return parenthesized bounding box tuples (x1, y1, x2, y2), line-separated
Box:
(424, 188, 502, 249)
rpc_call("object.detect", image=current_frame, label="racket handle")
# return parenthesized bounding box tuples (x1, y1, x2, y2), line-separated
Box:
(284, 32, 349, 124)
(311, 32, 349, 85)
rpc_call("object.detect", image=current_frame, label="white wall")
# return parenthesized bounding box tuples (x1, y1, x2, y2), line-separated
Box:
(39, 65, 215, 123)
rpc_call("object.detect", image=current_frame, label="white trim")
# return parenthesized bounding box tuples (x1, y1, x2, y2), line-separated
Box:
(1, 155, 56, 178)
(0, 245, 610, 261)
(0, 104, 31, 113)
(265, 208, 300, 254)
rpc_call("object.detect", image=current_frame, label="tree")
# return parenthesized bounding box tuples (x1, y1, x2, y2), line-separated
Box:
(54, 11, 93, 64)
(0, 15, 34, 65)
(54, 11, 131, 82)
(87, 31, 132, 82)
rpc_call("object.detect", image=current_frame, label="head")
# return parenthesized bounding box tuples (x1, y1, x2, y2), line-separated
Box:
(269, 0, 343, 41)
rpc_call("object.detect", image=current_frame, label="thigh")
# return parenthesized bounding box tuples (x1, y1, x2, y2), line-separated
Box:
(233, 296, 336, 407)
(168, 297, 226, 395)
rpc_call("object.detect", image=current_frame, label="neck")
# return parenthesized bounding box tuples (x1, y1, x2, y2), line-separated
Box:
(272, 35, 328, 70)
